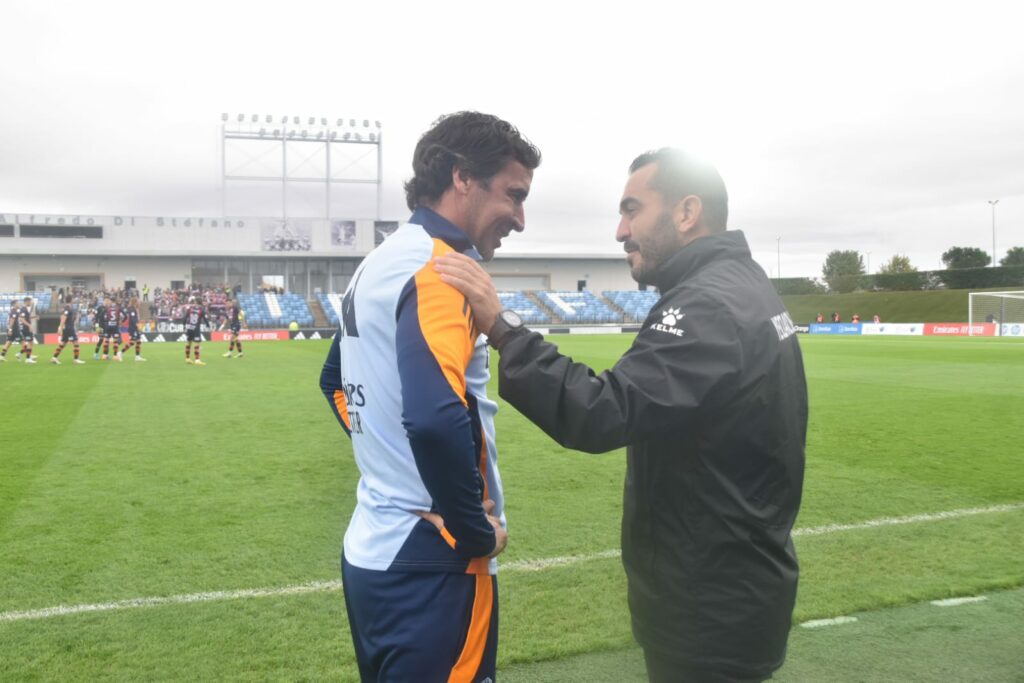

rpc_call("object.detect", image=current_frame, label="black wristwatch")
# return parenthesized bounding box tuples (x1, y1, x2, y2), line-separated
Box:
(486, 309, 524, 350)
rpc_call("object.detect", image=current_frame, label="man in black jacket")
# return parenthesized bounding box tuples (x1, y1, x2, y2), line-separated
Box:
(435, 148, 807, 682)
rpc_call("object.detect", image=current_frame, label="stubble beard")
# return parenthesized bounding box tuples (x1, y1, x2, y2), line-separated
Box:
(628, 211, 680, 286)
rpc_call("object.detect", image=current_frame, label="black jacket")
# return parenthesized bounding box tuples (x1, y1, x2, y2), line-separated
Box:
(498, 230, 807, 678)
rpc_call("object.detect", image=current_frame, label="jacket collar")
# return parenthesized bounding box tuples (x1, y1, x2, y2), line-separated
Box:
(651, 230, 752, 292)
(409, 206, 477, 255)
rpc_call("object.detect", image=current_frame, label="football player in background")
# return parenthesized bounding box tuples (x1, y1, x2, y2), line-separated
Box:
(17, 297, 37, 363)
(51, 295, 86, 365)
(222, 299, 244, 358)
(92, 296, 107, 359)
(119, 296, 146, 362)
(100, 295, 122, 360)
(183, 296, 207, 366)
(1, 300, 24, 362)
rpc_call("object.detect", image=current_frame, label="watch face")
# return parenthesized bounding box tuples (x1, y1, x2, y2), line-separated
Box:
(501, 310, 523, 327)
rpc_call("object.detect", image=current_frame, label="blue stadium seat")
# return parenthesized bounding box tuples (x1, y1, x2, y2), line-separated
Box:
(603, 290, 661, 322)
(538, 291, 623, 324)
(496, 291, 550, 325)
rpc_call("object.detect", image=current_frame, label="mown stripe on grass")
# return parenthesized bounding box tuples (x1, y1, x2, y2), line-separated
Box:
(2, 501, 1021, 623)
(0, 360, 108, 530)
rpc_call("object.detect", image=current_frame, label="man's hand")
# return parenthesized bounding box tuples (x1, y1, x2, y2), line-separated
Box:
(483, 498, 508, 559)
(434, 253, 502, 337)
(414, 509, 445, 531)
(414, 498, 508, 559)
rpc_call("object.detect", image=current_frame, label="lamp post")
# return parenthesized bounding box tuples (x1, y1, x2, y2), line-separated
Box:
(776, 236, 781, 280)
(988, 200, 999, 266)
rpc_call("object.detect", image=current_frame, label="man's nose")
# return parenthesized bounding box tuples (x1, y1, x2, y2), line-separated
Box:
(615, 217, 630, 243)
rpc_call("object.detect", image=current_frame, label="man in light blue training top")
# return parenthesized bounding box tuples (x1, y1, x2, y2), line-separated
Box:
(320, 111, 540, 682)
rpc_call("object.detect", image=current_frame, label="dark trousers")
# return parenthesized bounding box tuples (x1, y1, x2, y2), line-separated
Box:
(643, 648, 770, 683)
(342, 556, 498, 683)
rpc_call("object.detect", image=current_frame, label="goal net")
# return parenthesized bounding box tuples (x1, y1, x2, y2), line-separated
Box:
(969, 291, 1024, 337)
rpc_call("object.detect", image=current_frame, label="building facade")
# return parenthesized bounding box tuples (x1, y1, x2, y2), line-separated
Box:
(0, 212, 639, 296)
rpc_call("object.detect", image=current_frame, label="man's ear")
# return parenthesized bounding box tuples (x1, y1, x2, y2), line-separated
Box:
(451, 166, 472, 196)
(673, 195, 703, 237)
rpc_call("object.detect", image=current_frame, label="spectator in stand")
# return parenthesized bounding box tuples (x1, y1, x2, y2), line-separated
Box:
(873, 314, 880, 323)
(815, 312, 824, 323)
(831, 311, 840, 322)
(851, 313, 861, 323)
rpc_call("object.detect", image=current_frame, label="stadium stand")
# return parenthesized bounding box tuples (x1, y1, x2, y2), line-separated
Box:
(497, 291, 550, 324)
(604, 290, 660, 322)
(1, 292, 51, 314)
(315, 290, 550, 328)
(537, 290, 623, 324)
(252, 289, 664, 330)
(278, 293, 314, 327)
(238, 292, 314, 328)
(317, 292, 343, 327)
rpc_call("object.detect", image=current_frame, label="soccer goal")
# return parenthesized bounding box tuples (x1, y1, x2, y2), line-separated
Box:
(968, 290, 1024, 336)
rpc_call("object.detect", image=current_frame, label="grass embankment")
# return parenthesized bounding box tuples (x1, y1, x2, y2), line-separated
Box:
(781, 287, 1021, 324)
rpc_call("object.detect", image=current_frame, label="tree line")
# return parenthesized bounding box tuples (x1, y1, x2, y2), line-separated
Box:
(775, 246, 1024, 294)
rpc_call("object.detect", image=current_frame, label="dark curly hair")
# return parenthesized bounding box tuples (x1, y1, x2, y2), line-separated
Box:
(404, 111, 541, 211)
(629, 148, 728, 231)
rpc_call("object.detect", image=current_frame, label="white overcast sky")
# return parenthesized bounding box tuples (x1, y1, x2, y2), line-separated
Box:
(2, 0, 1022, 278)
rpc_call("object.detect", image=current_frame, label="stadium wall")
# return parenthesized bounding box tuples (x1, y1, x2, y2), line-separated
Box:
(0, 255, 191, 293)
(0, 213, 377, 256)
(1, 212, 640, 295)
(486, 255, 635, 292)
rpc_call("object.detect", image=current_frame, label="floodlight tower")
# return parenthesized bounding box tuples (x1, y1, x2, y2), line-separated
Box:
(220, 114, 383, 220)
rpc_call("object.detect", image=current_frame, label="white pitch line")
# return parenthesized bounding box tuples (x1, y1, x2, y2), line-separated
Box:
(0, 581, 342, 623)
(2, 502, 1021, 624)
(801, 616, 857, 629)
(792, 502, 1024, 537)
(502, 549, 621, 572)
(931, 596, 988, 607)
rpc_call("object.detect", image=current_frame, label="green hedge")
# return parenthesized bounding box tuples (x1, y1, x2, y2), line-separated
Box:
(826, 274, 870, 294)
(935, 266, 1024, 290)
(815, 265, 1024, 293)
(772, 278, 827, 295)
(871, 272, 928, 291)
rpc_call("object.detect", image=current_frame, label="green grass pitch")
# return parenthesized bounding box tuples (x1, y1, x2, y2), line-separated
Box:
(1, 334, 1022, 681)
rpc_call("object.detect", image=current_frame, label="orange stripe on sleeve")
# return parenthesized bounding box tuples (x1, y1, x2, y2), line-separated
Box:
(464, 424, 493, 576)
(332, 389, 352, 431)
(447, 575, 494, 683)
(413, 240, 476, 406)
(439, 526, 457, 549)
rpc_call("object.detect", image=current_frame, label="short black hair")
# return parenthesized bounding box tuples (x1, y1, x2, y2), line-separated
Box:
(629, 148, 728, 231)
(404, 111, 541, 211)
